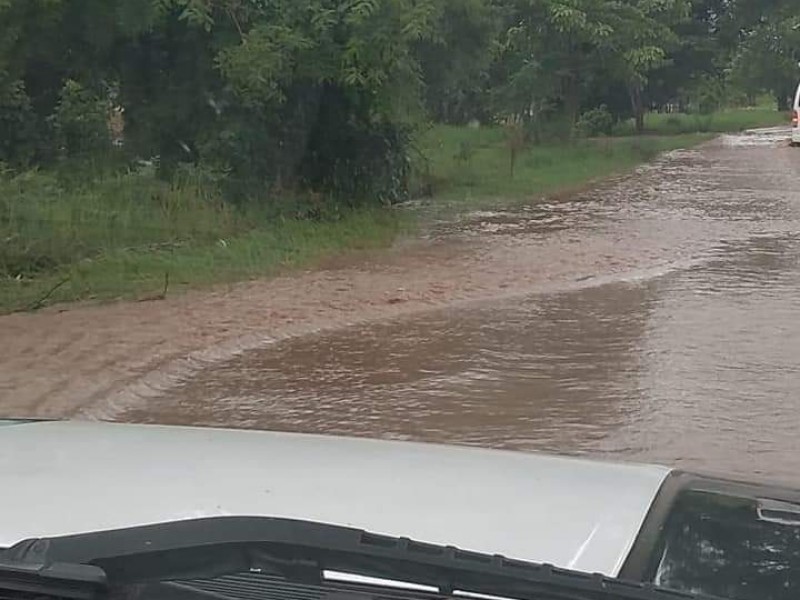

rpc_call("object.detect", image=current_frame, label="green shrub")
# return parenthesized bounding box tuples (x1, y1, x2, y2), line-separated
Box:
(49, 80, 112, 159)
(575, 105, 615, 137)
(692, 114, 714, 132)
(0, 165, 240, 279)
(0, 78, 37, 166)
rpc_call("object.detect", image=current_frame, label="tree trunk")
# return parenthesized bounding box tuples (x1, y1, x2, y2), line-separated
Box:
(629, 83, 645, 134)
(563, 74, 580, 134)
(776, 92, 790, 112)
(530, 100, 542, 145)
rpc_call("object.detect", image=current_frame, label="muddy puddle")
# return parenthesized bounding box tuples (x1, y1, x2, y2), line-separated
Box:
(110, 127, 800, 485)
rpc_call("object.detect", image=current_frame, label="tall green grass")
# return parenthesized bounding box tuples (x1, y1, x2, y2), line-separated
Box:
(416, 125, 711, 210)
(613, 108, 788, 136)
(0, 167, 408, 313)
(1, 165, 243, 279)
(416, 107, 786, 212)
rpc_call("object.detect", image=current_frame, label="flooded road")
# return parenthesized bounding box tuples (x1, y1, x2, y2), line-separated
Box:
(121, 128, 800, 484)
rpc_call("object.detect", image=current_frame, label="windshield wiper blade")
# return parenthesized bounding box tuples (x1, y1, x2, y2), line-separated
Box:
(0, 517, 723, 600)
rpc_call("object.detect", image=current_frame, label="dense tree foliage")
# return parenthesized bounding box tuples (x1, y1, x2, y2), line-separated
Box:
(727, 0, 800, 110)
(0, 0, 796, 204)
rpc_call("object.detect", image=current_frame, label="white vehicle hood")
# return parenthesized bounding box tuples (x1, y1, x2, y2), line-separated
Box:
(0, 421, 670, 575)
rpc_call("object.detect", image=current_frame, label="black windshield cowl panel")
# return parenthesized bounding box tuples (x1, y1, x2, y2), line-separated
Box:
(0, 558, 106, 600)
(0, 517, 725, 600)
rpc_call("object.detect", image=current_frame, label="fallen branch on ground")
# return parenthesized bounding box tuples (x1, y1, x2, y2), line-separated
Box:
(27, 275, 70, 311)
(137, 271, 170, 303)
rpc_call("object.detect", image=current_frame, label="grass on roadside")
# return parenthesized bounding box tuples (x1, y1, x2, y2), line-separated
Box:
(417, 107, 787, 212)
(0, 169, 409, 313)
(416, 125, 711, 211)
(614, 107, 789, 136)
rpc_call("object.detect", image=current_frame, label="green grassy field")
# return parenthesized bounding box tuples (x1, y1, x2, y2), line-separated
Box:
(417, 107, 789, 212)
(0, 169, 409, 312)
(416, 126, 711, 211)
(615, 107, 789, 136)
(0, 107, 787, 313)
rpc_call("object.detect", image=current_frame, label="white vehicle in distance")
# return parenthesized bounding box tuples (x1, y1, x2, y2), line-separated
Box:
(793, 80, 800, 146)
(1, 420, 800, 600)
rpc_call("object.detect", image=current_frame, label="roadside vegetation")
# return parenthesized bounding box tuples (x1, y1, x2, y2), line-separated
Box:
(0, 167, 410, 311)
(615, 108, 789, 136)
(0, 0, 796, 313)
(416, 127, 710, 209)
(418, 105, 787, 210)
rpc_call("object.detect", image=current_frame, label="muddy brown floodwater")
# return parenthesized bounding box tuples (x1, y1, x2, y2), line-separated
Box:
(4, 128, 800, 485)
(113, 127, 800, 485)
